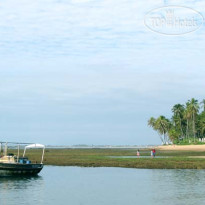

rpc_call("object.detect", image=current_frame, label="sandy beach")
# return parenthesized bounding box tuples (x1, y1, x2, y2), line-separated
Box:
(157, 145, 205, 151)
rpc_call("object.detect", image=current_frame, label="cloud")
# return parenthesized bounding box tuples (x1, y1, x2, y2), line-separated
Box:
(0, 0, 204, 144)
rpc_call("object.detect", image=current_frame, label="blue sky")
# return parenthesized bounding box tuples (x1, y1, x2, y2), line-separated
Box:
(0, 0, 204, 145)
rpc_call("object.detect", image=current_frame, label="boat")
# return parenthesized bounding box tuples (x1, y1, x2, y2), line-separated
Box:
(0, 142, 45, 176)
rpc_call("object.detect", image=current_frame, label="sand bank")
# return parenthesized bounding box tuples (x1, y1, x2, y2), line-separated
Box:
(157, 145, 205, 151)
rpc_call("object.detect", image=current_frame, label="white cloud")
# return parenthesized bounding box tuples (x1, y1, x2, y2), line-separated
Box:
(0, 0, 204, 144)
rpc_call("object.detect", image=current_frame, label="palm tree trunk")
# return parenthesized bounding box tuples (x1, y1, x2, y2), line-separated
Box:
(179, 119, 184, 139)
(160, 122, 166, 144)
(193, 113, 196, 141)
(186, 119, 189, 139)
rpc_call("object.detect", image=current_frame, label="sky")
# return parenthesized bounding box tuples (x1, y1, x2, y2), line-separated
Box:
(0, 0, 204, 145)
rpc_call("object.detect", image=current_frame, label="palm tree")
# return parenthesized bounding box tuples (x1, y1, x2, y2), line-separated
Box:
(157, 116, 171, 144)
(154, 116, 170, 144)
(148, 98, 205, 144)
(148, 117, 164, 142)
(187, 98, 199, 140)
(172, 104, 185, 139)
(184, 103, 192, 139)
(148, 117, 156, 129)
(200, 99, 205, 112)
(199, 119, 205, 138)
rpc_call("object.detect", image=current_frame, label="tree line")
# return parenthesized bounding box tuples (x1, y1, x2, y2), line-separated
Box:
(148, 98, 205, 144)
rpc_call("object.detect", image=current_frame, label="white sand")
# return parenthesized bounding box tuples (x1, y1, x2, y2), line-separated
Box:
(157, 145, 205, 151)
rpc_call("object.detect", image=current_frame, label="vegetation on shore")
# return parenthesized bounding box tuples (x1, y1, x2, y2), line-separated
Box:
(11, 148, 205, 169)
(148, 98, 205, 145)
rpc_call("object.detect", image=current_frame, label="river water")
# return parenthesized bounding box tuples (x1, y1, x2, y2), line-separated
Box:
(0, 166, 205, 205)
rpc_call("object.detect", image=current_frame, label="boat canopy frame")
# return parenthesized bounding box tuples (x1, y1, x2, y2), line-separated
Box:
(0, 142, 45, 164)
(23, 144, 45, 164)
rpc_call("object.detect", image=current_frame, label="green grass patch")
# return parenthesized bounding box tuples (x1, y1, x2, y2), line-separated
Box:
(5, 148, 205, 169)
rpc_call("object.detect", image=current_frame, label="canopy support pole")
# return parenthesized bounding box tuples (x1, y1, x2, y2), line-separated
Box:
(41, 148, 45, 164)
(23, 148, 26, 157)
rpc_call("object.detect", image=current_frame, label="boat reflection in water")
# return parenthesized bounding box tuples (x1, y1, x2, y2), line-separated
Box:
(0, 142, 45, 176)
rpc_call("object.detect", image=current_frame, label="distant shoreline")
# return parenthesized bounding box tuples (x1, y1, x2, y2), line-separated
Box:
(45, 145, 158, 149)
(46, 144, 205, 152)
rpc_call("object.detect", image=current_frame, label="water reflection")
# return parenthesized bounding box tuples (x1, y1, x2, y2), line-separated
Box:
(1, 167, 205, 205)
(0, 175, 44, 205)
(150, 169, 205, 205)
(0, 175, 43, 190)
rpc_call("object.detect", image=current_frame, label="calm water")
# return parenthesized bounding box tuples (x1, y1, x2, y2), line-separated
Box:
(0, 166, 205, 205)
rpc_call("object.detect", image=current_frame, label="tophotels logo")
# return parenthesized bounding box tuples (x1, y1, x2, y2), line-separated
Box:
(144, 6, 204, 35)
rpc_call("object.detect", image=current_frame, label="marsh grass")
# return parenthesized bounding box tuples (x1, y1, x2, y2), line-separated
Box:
(5, 148, 205, 169)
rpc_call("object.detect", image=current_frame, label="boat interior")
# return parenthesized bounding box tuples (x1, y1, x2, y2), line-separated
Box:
(0, 142, 45, 164)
